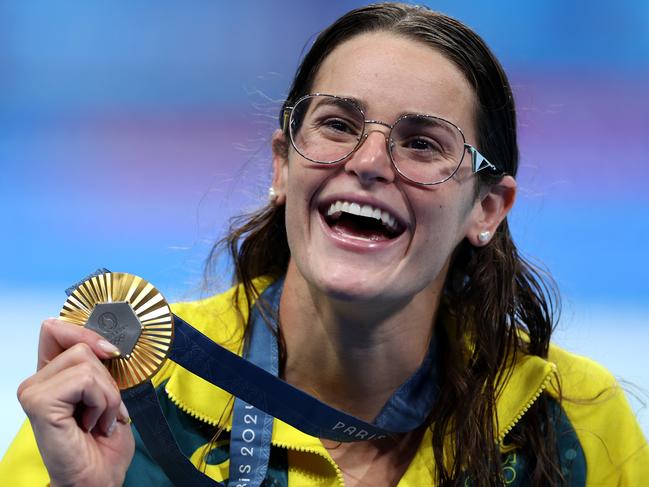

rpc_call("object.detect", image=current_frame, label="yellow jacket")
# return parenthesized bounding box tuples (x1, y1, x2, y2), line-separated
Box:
(2, 283, 648, 485)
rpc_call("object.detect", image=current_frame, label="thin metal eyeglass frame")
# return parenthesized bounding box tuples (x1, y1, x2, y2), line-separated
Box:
(282, 93, 500, 186)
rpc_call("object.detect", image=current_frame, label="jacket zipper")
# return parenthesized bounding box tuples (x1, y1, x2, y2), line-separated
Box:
(497, 363, 558, 444)
(166, 387, 346, 486)
(166, 362, 557, 486)
(271, 438, 346, 486)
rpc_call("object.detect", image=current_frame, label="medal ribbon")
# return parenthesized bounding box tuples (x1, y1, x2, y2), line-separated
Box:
(67, 274, 438, 486)
(227, 280, 281, 487)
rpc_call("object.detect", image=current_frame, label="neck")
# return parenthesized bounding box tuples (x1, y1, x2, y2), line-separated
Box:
(279, 261, 442, 422)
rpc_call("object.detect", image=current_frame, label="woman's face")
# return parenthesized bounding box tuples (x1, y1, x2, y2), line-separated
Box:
(273, 32, 512, 307)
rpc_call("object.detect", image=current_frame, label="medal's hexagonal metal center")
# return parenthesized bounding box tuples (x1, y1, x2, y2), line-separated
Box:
(86, 302, 142, 357)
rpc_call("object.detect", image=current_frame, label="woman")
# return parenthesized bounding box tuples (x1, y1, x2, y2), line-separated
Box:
(2, 3, 647, 486)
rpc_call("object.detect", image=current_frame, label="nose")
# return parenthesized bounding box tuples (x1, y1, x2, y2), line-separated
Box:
(343, 126, 396, 186)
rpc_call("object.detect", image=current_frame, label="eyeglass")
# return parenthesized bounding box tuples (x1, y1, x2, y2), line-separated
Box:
(281, 93, 501, 186)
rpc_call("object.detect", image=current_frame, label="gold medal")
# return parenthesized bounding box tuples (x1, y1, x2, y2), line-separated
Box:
(60, 272, 174, 389)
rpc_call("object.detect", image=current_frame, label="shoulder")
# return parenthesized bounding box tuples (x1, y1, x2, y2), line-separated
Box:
(170, 284, 246, 350)
(0, 420, 50, 486)
(544, 343, 648, 485)
(150, 278, 275, 426)
(151, 279, 273, 386)
(546, 342, 617, 398)
(169, 276, 274, 346)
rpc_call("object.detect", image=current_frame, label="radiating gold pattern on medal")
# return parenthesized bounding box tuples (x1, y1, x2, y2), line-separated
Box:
(60, 272, 174, 390)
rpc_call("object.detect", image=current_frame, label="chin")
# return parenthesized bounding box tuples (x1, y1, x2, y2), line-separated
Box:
(308, 264, 403, 304)
(320, 282, 378, 303)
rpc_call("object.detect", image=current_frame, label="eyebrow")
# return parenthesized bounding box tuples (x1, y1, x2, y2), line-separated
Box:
(340, 95, 368, 113)
(311, 92, 464, 135)
(311, 93, 367, 113)
(401, 115, 460, 140)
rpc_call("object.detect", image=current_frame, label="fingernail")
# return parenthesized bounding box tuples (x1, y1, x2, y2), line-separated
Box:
(118, 401, 130, 423)
(84, 418, 97, 433)
(106, 418, 117, 437)
(97, 339, 121, 357)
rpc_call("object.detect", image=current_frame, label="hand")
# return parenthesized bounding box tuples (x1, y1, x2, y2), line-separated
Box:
(17, 318, 135, 487)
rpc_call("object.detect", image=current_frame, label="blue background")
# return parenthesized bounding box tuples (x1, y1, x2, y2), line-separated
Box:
(1, 1, 648, 455)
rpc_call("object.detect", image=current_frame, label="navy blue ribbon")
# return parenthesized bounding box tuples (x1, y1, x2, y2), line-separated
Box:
(69, 273, 439, 486)
(172, 318, 434, 441)
(168, 281, 438, 442)
(122, 381, 220, 486)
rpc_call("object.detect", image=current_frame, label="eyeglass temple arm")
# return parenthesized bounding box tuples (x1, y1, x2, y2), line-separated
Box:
(465, 145, 499, 174)
(281, 108, 293, 131)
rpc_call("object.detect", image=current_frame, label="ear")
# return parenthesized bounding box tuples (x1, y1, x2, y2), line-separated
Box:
(271, 129, 289, 206)
(465, 175, 517, 247)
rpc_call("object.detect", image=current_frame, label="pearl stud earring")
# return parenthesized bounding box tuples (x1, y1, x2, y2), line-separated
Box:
(268, 187, 278, 202)
(478, 231, 491, 243)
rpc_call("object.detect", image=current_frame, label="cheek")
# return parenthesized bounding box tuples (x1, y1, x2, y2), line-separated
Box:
(410, 193, 472, 252)
(285, 165, 315, 217)
(283, 163, 323, 242)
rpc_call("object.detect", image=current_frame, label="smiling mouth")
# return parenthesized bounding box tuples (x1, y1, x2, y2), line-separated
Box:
(321, 200, 406, 241)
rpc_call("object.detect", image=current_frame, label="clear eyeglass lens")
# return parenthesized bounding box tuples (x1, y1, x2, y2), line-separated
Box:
(290, 94, 364, 164)
(289, 95, 465, 184)
(390, 115, 465, 184)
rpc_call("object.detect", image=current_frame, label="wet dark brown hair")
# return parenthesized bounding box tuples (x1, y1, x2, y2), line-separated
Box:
(206, 3, 562, 485)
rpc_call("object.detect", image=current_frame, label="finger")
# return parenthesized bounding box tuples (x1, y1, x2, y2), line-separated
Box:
(117, 400, 130, 424)
(38, 318, 120, 370)
(92, 413, 132, 443)
(22, 342, 130, 434)
(24, 342, 118, 392)
(50, 359, 126, 436)
(73, 366, 126, 436)
(21, 361, 122, 435)
(94, 386, 126, 436)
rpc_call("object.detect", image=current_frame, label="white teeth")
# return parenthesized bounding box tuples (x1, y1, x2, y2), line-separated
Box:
(325, 200, 400, 232)
(360, 205, 374, 218)
(381, 211, 396, 229)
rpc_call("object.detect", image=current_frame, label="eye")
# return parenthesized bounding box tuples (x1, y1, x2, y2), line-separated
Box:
(403, 136, 442, 153)
(321, 117, 358, 134)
